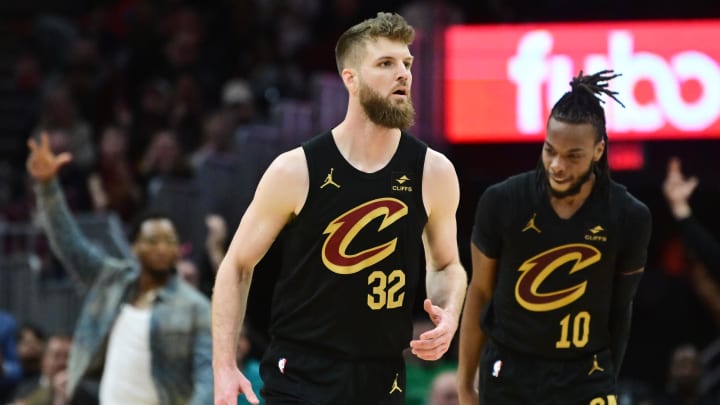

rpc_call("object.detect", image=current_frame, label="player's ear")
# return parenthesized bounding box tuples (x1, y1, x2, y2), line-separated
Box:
(342, 68, 358, 95)
(593, 139, 605, 162)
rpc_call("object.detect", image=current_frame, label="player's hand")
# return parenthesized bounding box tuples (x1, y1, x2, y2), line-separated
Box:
(409, 298, 457, 361)
(214, 366, 259, 405)
(662, 157, 698, 219)
(27, 132, 72, 183)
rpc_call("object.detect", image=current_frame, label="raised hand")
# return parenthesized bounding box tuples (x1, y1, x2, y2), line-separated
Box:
(27, 132, 73, 183)
(662, 157, 698, 219)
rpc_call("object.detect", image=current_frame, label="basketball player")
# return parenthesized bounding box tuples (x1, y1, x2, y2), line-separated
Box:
(212, 12, 467, 405)
(457, 70, 652, 405)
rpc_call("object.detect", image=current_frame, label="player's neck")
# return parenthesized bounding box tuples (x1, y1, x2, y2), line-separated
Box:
(332, 117, 401, 173)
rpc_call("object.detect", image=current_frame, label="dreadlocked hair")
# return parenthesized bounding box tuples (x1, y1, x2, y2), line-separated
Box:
(541, 69, 625, 189)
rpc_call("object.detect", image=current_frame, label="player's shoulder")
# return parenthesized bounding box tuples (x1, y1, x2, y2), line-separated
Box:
(485, 170, 536, 198)
(608, 180, 651, 220)
(266, 147, 308, 179)
(474, 171, 536, 217)
(424, 147, 456, 176)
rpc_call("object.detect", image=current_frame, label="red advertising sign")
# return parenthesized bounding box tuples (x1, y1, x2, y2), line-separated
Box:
(445, 20, 720, 143)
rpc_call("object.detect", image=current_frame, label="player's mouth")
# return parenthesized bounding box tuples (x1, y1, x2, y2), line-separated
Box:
(550, 176, 571, 185)
(391, 88, 408, 98)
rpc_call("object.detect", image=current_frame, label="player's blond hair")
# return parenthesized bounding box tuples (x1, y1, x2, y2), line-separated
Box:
(334, 12, 414, 75)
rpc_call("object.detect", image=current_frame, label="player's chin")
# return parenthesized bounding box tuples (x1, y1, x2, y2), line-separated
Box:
(549, 180, 572, 194)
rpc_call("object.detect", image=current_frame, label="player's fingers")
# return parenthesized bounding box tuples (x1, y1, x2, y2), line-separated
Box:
(423, 298, 436, 315)
(240, 378, 259, 404)
(410, 328, 450, 350)
(239, 381, 259, 405)
(423, 299, 445, 324)
(56, 152, 73, 167)
(412, 343, 447, 360)
(40, 131, 49, 150)
(418, 325, 445, 341)
(410, 340, 445, 357)
(27, 137, 37, 151)
(245, 393, 260, 405)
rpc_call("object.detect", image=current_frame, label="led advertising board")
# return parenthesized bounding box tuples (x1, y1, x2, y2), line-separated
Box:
(445, 20, 720, 143)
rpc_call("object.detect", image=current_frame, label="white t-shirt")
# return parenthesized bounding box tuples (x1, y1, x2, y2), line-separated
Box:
(99, 304, 160, 405)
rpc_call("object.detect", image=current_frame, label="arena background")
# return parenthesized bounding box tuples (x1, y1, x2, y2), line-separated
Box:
(1, 0, 720, 403)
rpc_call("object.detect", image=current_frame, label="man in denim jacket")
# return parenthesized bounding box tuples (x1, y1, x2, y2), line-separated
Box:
(27, 133, 212, 404)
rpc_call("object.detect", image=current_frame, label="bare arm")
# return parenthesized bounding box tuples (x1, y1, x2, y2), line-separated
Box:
(212, 148, 307, 405)
(410, 149, 467, 361)
(457, 244, 497, 405)
(422, 150, 467, 319)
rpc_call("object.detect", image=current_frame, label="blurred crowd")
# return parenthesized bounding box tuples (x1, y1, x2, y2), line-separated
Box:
(1, 1, 720, 405)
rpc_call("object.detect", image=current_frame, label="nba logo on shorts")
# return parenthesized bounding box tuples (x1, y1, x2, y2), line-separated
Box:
(278, 358, 287, 374)
(492, 360, 503, 377)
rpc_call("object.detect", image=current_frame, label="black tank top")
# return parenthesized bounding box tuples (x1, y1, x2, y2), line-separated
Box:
(269, 131, 428, 359)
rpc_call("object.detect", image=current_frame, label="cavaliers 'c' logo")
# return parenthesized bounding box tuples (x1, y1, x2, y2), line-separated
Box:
(515, 244, 601, 312)
(322, 198, 408, 274)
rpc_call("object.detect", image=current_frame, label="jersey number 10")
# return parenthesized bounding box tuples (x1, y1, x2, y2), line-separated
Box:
(555, 311, 591, 349)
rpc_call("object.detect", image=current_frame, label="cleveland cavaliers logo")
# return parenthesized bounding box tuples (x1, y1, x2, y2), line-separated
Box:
(515, 244, 601, 312)
(322, 198, 408, 274)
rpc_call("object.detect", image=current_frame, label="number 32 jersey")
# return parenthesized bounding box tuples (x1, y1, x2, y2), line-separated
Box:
(472, 171, 651, 359)
(269, 131, 428, 359)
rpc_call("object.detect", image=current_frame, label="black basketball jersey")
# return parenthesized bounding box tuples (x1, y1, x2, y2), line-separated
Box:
(472, 171, 651, 360)
(269, 131, 428, 359)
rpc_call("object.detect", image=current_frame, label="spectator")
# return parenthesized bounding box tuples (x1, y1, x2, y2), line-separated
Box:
(662, 157, 720, 277)
(653, 344, 716, 405)
(27, 132, 212, 404)
(16, 324, 45, 388)
(13, 334, 72, 404)
(190, 110, 236, 170)
(663, 156, 720, 399)
(220, 79, 257, 130)
(428, 370, 459, 405)
(138, 129, 193, 199)
(33, 83, 95, 171)
(87, 125, 142, 223)
(0, 311, 22, 403)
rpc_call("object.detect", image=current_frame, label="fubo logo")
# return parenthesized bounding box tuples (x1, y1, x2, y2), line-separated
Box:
(445, 20, 720, 143)
(509, 29, 720, 134)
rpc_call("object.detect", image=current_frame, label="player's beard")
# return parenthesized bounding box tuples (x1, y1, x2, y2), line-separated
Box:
(359, 81, 415, 130)
(546, 161, 595, 199)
